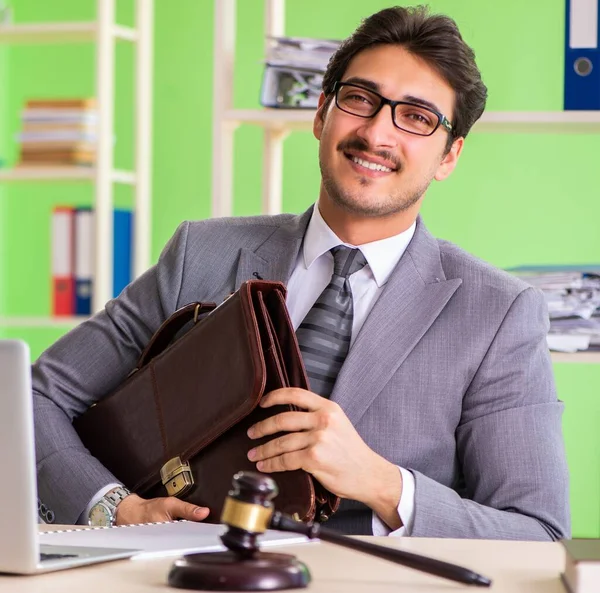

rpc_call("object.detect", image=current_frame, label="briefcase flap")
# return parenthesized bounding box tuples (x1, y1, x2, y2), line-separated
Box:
(74, 281, 278, 495)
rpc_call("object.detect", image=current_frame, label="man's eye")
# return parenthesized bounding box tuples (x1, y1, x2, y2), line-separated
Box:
(346, 93, 372, 104)
(405, 112, 431, 125)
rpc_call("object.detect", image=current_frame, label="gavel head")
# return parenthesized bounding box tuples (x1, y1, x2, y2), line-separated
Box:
(219, 471, 279, 557)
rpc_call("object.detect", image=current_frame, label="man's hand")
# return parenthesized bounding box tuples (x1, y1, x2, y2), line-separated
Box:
(246, 388, 403, 530)
(115, 493, 210, 526)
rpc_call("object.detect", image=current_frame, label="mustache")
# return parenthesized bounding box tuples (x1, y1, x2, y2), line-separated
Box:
(337, 138, 401, 171)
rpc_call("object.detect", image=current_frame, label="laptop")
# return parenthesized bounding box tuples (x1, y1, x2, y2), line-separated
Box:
(0, 339, 138, 574)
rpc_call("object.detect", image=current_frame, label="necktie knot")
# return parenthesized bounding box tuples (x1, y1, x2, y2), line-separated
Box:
(331, 246, 367, 279)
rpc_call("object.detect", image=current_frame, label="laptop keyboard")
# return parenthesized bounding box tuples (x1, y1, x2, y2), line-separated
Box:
(40, 552, 78, 562)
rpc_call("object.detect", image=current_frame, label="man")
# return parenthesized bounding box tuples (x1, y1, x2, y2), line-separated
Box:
(33, 6, 570, 539)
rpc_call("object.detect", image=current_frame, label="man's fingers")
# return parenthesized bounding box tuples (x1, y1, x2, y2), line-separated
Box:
(166, 497, 210, 521)
(256, 450, 306, 473)
(260, 388, 327, 412)
(248, 410, 313, 439)
(248, 432, 311, 462)
(115, 494, 210, 525)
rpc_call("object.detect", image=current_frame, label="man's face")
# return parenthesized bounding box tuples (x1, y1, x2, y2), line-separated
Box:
(314, 44, 462, 219)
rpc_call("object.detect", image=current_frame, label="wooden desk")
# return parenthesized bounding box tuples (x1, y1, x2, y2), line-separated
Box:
(0, 527, 567, 592)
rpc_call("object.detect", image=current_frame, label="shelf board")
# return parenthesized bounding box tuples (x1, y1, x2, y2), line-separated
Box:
(551, 351, 600, 364)
(224, 109, 315, 131)
(475, 111, 600, 134)
(0, 22, 137, 44)
(0, 316, 597, 361)
(223, 109, 600, 134)
(0, 167, 136, 185)
(0, 316, 89, 328)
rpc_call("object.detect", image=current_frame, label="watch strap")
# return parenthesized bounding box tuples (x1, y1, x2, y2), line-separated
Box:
(104, 486, 131, 511)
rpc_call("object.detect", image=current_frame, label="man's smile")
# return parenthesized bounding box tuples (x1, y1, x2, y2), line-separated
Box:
(344, 150, 399, 178)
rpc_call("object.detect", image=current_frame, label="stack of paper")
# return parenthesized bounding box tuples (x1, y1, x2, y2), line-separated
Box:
(508, 266, 600, 353)
(16, 98, 97, 167)
(260, 36, 341, 109)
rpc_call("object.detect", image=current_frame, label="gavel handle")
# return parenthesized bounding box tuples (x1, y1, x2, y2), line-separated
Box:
(269, 511, 491, 587)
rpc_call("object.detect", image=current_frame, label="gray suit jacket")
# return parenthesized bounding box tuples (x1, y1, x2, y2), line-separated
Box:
(32, 208, 570, 540)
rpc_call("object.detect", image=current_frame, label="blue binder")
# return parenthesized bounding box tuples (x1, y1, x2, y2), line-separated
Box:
(73, 208, 133, 315)
(565, 0, 600, 109)
(112, 209, 133, 298)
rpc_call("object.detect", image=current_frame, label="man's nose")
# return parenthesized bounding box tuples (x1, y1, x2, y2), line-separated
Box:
(355, 104, 399, 148)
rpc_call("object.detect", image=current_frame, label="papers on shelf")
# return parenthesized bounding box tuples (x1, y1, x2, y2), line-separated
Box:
(260, 36, 341, 109)
(547, 334, 591, 353)
(508, 265, 600, 352)
(265, 36, 341, 72)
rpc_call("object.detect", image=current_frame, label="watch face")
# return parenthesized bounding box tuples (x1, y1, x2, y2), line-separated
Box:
(88, 503, 112, 527)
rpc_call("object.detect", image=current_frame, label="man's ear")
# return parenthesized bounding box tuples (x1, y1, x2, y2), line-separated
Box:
(313, 92, 328, 140)
(434, 136, 464, 181)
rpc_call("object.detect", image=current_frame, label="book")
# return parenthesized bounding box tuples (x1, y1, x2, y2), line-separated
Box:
(18, 131, 97, 143)
(38, 520, 310, 560)
(562, 539, 600, 592)
(25, 98, 97, 109)
(74, 208, 94, 315)
(21, 121, 96, 133)
(69, 208, 133, 315)
(21, 110, 98, 124)
(50, 208, 133, 316)
(19, 140, 97, 151)
(51, 206, 75, 316)
(113, 209, 133, 298)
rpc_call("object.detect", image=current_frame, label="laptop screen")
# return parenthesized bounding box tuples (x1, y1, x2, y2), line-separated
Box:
(0, 340, 41, 573)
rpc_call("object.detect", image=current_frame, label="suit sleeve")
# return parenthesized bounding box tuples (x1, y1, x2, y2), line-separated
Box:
(409, 287, 571, 541)
(32, 222, 192, 524)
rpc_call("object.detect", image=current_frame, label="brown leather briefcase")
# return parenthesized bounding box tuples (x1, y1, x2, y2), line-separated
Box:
(74, 280, 339, 523)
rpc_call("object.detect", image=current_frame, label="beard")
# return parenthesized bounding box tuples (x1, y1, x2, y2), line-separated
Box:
(319, 138, 435, 218)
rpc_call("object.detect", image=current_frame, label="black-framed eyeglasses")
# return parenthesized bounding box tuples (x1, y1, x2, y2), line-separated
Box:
(333, 81, 453, 137)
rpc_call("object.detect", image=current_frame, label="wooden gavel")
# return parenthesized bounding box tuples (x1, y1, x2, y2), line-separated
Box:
(168, 471, 492, 591)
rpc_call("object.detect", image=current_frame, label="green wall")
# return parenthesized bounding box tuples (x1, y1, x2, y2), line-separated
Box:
(0, 40, 7, 314)
(1, 0, 599, 537)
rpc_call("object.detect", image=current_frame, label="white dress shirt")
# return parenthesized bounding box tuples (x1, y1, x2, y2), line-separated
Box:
(286, 205, 416, 537)
(83, 206, 417, 535)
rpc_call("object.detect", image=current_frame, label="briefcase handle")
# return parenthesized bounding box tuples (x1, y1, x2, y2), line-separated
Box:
(137, 302, 217, 369)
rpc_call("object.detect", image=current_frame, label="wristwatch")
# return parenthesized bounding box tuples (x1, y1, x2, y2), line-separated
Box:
(88, 487, 131, 527)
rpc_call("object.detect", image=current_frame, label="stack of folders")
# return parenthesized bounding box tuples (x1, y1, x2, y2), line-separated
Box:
(51, 206, 133, 316)
(16, 98, 97, 167)
(260, 36, 341, 109)
(508, 265, 600, 353)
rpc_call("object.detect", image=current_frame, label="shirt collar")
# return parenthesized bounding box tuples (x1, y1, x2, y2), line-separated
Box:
(303, 204, 416, 288)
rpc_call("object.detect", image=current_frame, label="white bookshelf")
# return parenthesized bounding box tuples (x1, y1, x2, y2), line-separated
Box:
(550, 351, 600, 364)
(475, 110, 600, 133)
(0, 316, 89, 328)
(0, 0, 153, 324)
(0, 22, 137, 44)
(223, 108, 600, 135)
(0, 166, 136, 184)
(213, 1, 600, 218)
(1, 310, 598, 361)
(211, 0, 600, 367)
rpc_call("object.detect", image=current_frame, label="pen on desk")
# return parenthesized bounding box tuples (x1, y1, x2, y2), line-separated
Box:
(270, 511, 492, 587)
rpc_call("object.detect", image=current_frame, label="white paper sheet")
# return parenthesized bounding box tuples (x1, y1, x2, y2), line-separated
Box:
(39, 520, 311, 560)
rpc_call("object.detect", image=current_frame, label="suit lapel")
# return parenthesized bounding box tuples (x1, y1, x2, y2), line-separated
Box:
(234, 207, 313, 289)
(331, 218, 462, 426)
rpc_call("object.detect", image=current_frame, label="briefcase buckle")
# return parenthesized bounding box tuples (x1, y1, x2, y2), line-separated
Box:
(160, 457, 194, 497)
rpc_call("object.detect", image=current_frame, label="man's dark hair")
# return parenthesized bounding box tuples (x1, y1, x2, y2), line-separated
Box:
(321, 5, 488, 151)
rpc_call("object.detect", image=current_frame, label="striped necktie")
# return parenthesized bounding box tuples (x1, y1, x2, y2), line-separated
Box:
(296, 246, 368, 397)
